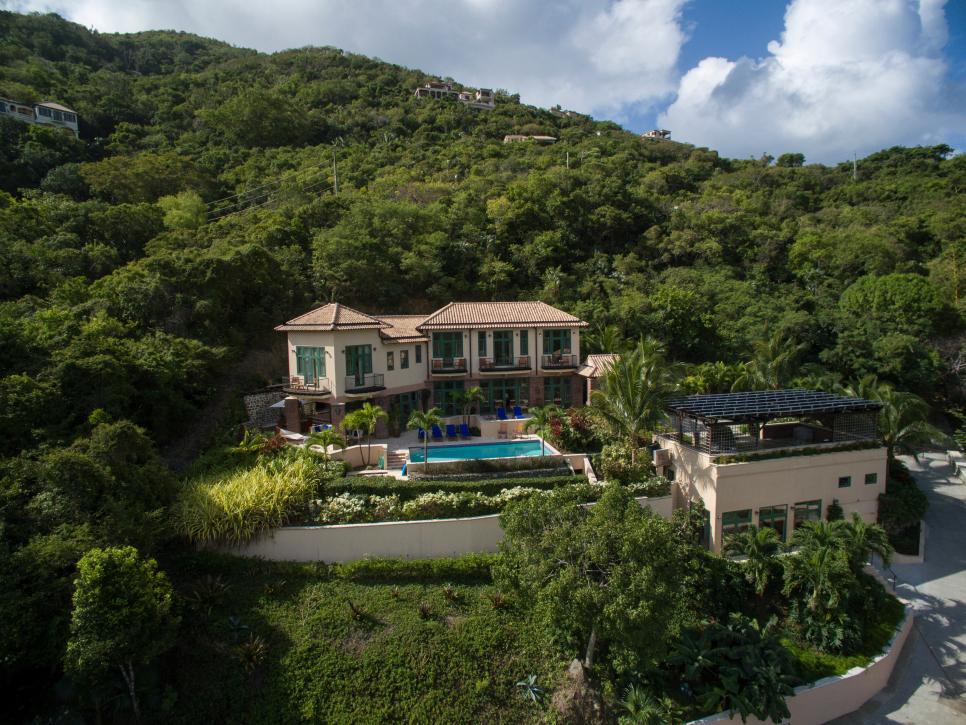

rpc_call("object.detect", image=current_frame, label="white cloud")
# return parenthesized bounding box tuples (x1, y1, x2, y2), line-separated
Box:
(9, 0, 688, 118)
(659, 0, 964, 163)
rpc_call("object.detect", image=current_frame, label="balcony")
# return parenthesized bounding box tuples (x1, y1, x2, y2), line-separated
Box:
(541, 353, 577, 369)
(284, 376, 331, 395)
(431, 357, 467, 374)
(344, 373, 386, 394)
(479, 355, 531, 372)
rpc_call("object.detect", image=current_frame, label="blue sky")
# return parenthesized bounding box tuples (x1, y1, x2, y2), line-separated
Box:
(9, 0, 965, 162)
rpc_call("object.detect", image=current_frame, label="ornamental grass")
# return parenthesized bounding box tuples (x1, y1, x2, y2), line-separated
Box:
(173, 455, 329, 546)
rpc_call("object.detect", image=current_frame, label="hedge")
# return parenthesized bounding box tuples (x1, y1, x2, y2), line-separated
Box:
(327, 474, 586, 499)
(332, 553, 498, 583)
(407, 455, 571, 478)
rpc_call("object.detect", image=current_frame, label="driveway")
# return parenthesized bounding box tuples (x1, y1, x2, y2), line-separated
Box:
(832, 452, 966, 724)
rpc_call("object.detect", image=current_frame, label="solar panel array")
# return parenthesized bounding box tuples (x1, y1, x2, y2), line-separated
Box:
(666, 389, 881, 422)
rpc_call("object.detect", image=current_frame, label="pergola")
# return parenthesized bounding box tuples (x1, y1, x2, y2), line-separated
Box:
(663, 389, 881, 456)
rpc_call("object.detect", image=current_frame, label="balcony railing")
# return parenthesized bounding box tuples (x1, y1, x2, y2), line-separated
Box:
(285, 376, 331, 393)
(541, 353, 577, 369)
(431, 357, 467, 373)
(479, 355, 531, 371)
(344, 373, 385, 392)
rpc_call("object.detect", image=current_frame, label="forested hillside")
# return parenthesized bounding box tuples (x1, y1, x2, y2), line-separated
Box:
(1, 9, 963, 721)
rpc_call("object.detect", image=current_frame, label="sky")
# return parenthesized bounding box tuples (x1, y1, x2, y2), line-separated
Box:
(5, 0, 965, 163)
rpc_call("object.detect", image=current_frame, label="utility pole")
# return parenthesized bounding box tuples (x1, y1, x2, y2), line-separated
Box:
(852, 153, 857, 182)
(332, 146, 339, 194)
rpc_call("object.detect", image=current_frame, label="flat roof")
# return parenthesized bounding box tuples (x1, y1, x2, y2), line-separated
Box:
(666, 389, 881, 422)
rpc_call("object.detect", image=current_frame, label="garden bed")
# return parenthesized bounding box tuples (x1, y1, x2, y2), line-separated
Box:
(407, 454, 571, 478)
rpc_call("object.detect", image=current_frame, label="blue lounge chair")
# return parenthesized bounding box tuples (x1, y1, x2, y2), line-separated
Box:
(513, 405, 524, 419)
(431, 424, 444, 441)
(417, 428, 425, 441)
(445, 423, 458, 440)
(459, 423, 471, 439)
(497, 407, 508, 420)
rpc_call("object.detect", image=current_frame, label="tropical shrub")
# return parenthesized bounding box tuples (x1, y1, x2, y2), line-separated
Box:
(598, 442, 655, 485)
(328, 474, 585, 498)
(669, 614, 794, 723)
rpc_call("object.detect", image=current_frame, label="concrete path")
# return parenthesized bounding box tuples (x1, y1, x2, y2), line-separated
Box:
(832, 452, 966, 724)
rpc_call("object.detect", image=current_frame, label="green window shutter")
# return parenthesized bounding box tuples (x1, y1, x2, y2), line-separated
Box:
(478, 331, 487, 357)
(864, 472, 877, 485)
(520, 330, 528, 355)
(838, 475, 851, 488)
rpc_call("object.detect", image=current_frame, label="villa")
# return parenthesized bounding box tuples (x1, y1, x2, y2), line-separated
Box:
(275, 300, 587, 435)
(0, 97, 79, 137)
(653, 389, 887, 552)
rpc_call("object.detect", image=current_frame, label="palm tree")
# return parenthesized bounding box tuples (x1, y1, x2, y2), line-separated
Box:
(584, 323, 627, 356)
(590, 341, 679, 464)
(790, 519, 843, 551)
(732, 331, 807, 391)
(460, 386, 486, 426)
(723, 525, 781, 597)
(342, 402, 388, 467)
(525, 405, 561, 456)
(782, 544, 851, 615)
(842, 377, 952, 476)
(619, 684, 668, 725)
(837, 514, 893, 571)
(305, 428, 344, 462)
(407, 407, 443, 471)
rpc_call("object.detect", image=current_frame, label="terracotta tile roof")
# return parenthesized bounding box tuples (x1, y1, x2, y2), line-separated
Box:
(417, 301, 588, 330)
(373, 314, 429, 343)
(578, 353, 619, 378)
(274, 303, 389, 331)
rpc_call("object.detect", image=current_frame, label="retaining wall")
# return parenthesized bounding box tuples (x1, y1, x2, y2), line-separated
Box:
(687, 606, 913, 725)
(224, 494, 673, 563)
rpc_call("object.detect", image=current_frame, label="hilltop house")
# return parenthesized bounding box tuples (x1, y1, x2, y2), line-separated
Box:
(642, 129, 671, 140)
(413, 82, 495, 110)
(653, 390, 887, 552)
(276, 301, 587, 435)
(0, 98, 79, 137)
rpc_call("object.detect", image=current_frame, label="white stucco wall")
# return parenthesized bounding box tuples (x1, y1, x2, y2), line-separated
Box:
(222, 495, 670, 562)
(286, 329, 428, 398)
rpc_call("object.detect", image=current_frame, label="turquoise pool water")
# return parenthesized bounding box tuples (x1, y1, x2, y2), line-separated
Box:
(409, 439, 557, 462)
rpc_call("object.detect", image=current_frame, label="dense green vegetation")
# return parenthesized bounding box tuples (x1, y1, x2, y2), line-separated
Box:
(0, 10, 950, 722)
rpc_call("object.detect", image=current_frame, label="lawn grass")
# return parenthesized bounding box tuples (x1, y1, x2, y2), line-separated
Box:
(162, 552, 563, 724)
(783, 593, 906, 683)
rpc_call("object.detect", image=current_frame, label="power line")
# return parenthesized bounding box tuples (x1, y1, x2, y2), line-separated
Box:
(205, 162, 328, 207)
(206, 181, 335, 224)
(205, 166, 332, 218)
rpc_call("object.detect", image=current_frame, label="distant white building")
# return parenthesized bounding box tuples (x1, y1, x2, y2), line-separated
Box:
(642, 129, 671, 140)
(0, 98, 79, 137)
(413, 82, 495, 110)
(503, 134, 557, 144)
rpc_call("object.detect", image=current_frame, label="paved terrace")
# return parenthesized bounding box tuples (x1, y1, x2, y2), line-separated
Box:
(833, 452, 966, 723)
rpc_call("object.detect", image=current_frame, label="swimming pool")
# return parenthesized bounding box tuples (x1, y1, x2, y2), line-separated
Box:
(408, 439, 558, 463)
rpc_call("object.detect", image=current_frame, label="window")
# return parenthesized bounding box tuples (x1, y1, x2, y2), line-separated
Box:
(478, 331, 487, 357)
(544, 377, 571, 407)
(433, 380, 464, 416)
(432, 332, 463, 359)
(345, 344, 373, 383)
(295, 346, 326, 383)
(543, 329, 572, 355)
(52, 110, 63, 121)
(65, 112, 76, 123)
(493, 330, 513, 365)
(386, 351, 394, 371)
(401, 350, 409, 369)
(415, 345, 422, 364)
(37, 106, 52, 117)
(794, 500, 822, 528)
(721, 509, 752, 538)
(520, 330, 529, 356)
(838, 475, 852, 488)
(481, 378, 525, 412)
(865, 472, 878, 485)
(758, 505, 788, 542)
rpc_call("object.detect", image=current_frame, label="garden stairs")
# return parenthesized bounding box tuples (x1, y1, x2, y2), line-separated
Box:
(386, 449, 408, 470)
